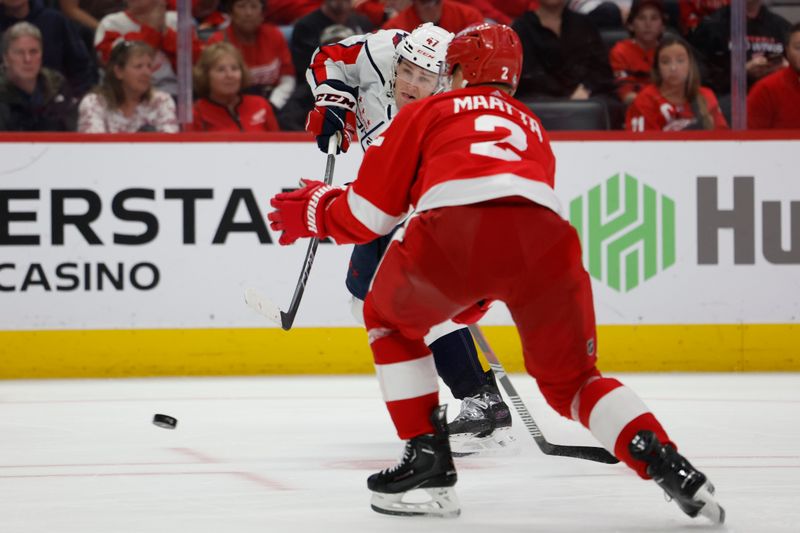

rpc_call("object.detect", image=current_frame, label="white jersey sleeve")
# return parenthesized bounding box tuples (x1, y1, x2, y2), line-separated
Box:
(307, 29, 408, 152)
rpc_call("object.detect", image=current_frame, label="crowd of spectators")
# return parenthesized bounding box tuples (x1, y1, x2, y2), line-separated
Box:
(1, 0, 798, 133)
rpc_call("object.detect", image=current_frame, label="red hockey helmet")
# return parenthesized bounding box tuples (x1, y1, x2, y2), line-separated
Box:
(444, 23, 522, 92)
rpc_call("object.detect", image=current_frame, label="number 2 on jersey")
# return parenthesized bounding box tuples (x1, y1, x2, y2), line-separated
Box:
(469, 115, 528, 162)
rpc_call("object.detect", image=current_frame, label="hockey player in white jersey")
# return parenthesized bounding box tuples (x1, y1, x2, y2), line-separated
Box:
(306, 23, 446, 151)
(304, 24, 515, 455)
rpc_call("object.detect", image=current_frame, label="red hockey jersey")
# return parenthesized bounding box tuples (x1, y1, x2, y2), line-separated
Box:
(626, 85, 728, 131)
(208, 24, 295, 88)
(321, 86, 559, 244)
(609, 39, 655, 102)
(189, 95, 279, 132)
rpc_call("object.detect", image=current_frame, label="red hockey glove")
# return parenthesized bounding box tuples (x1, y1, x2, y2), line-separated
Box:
(306, 80, 357, 154)
(267, 179, 346, 245)
(452, 299, 494, 325)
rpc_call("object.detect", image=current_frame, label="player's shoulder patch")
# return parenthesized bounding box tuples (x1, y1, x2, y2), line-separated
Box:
(392, 32, 405, 48)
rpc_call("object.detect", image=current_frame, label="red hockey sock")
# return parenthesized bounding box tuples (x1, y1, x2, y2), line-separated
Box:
(575, 376, 673, 478)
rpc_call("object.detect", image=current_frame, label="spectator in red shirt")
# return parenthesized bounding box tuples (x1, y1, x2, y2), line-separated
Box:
(382, 0, 483, 33)
(208, 0, 295, 109)
(627, 35, 727, 131)
(190, 41, 279, 132)
(610, 0, 664, 104)
(748, 23, 800, 129)
(95, 0, 202, 97)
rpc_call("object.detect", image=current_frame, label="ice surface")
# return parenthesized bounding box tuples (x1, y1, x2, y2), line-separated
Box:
(1, 373, 798, 532)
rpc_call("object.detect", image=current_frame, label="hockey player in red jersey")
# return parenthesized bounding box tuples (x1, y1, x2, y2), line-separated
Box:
(267, 23, 726, 523)
(305, 23, 516, 455)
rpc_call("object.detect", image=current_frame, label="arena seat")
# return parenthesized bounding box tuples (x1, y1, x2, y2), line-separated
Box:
(521, 99, 612, 131)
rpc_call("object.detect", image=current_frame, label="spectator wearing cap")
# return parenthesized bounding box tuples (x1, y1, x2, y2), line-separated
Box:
(0, 0, 94, 96)
(382, 0, 484, 33)
(689, 0, 791, 97)
(95, 0, 202, 97)
(189, 42, 280, 131)
(748, 23, 800, 129)
(512, 0, 617, 102)
(78, 40, 178, 132)
(610, 0, 665, 104)
(207, 0, 295, 109)
(290, 0, 373, 81)
(0, 21, 77, 131)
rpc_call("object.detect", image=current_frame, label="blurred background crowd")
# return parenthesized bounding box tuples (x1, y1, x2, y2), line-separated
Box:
(1, 0, 798, 133)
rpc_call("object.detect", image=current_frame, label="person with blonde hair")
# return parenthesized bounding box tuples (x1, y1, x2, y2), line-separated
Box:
(78, 40, 178, 132)
(207, 0, 295, 109)
(190, 42, 279, 132)
(626, 35, 727, 131)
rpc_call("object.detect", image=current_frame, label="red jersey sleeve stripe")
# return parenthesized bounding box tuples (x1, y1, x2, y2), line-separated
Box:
(309, 41, 365, 86)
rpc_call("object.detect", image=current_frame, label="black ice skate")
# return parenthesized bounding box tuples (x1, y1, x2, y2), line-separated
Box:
(629, 430, 725, 524)
(448, 376, 516, 456)
(368, 405, 459, 518)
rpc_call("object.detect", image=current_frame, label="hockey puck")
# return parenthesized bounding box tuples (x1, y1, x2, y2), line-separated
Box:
(152, 414, 178, 429)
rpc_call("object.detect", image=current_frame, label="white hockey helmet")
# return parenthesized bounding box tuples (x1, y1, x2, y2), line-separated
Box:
(397, 22, 454, 74)
(389, 23, 454, 98)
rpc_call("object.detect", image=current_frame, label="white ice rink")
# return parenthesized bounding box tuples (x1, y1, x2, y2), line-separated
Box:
(1, 373, 798, 532)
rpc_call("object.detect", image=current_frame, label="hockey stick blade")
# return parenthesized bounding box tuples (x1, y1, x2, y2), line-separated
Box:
(470, 325, 619, 465)
(245, 137, 338, 331)
(245, 288, 291, 330)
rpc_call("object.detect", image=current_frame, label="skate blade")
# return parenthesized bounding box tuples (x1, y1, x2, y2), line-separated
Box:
(451, 427, 519, 457)
(370, 487, 460, 518)
(694, 482, 726, 524)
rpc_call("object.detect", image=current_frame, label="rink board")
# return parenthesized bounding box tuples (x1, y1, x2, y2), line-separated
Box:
(1, 324, 798, 378)
(1, 133, 799, 377)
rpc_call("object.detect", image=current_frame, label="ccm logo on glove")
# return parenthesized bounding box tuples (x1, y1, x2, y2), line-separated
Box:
(315, 93, 356, 111)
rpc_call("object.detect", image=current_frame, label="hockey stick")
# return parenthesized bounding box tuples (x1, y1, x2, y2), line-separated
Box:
(245, 136, 338, 330)
(467, 324, 620, 464)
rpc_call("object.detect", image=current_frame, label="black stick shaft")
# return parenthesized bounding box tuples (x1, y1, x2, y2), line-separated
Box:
(279, 137, 338, 330)
(468, 324, 619, 464)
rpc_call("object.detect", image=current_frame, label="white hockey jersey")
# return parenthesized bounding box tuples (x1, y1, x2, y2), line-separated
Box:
(307, 29, 409, 152)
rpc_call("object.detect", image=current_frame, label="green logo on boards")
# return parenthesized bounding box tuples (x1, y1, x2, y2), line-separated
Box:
(569, 173, 676, 292)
